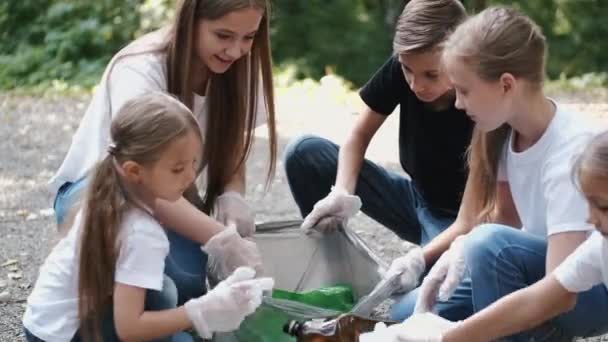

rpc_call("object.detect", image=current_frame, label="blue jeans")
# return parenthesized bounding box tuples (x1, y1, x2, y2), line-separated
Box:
(283, 135, 456, 245)
(24, 276, 194, 342)
(392, 224, 608, 341)
(53, 177, 207, 306)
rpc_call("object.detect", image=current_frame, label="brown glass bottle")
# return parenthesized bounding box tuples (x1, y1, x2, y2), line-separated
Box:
(283, 314, 391, 342)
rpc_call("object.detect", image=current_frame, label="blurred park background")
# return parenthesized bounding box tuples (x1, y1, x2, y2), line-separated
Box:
(0, 0, 606, 91)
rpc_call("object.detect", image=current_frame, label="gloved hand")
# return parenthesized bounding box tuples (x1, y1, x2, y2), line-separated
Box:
(414, 235, 467, 314)
(184, 267, 274, 338)
(359, 322, 401, 342)
(385, 247, 426, 293)
(300, 186, 362, 233)
(394, 313, 459, 342)
(214, 191, 256, 237)
(360, 313, 458, 342)
(204, 225, 264, 281)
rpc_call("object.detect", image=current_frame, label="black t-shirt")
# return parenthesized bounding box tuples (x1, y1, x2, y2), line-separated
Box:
(359, 56, 474, 213)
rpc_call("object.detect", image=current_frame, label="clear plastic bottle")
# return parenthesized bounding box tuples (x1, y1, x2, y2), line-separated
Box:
(283, 314, 387, 342)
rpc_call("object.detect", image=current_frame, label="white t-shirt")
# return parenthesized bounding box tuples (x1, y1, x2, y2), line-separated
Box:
(497, 104, 595, 237)
(553, 231, 608, 292)
(49, 30, 268, 195)
(23, 207, 169, 342)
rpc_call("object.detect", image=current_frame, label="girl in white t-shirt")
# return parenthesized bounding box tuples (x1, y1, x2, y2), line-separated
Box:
(386, 6, 608, 341)
(50, 0, 276, 305)
(23, 92, 273, 342)
(387, 132, 608, 342)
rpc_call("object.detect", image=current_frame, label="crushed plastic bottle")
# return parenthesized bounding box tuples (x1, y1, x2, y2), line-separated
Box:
(283, 314, 392, 342)
(234, 285, 356, 342)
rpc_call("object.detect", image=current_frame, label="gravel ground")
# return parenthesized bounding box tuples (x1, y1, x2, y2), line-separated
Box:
(1, 87, 608, 341)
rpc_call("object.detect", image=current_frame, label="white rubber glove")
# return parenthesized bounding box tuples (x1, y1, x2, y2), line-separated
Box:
(204, 225, 264, 281)
(360, 313, 457, 342)
(385, 247, 426, 293)
(184, 267, 274, 338)
(393, 313, 459, 342)
(300, 186, 362, 233)
(214, 191, 255, 237)
(359, 322, 401, 342)
(414, 235, 467, 314)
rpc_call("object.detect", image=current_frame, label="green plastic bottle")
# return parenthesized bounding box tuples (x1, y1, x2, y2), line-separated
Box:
(234, 285, 356, 342)
(272, 285, 355, 313)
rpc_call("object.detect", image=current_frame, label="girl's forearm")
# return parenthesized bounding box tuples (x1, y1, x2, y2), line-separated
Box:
(422, 218, 469, 265)
(422, 175, 476, 265)
(117, 307, 192, 342)
(155, 197, 224, 244)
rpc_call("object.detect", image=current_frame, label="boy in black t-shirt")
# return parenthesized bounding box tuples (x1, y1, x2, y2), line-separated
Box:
(284, 0, 473, 320)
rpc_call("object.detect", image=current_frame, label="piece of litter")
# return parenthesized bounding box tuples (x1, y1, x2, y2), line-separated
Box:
(0, 291, 10, 303)
(8, 272, 22, 280)
(1, 259, 18, 267)
(26, 213, 39, 221)
(39, 208, 54, 217)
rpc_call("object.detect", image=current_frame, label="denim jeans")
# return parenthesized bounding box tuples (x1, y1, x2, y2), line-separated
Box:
(392, 224, 608, 341)
(24, 276, 194, 342)
(53, 177, 207, 306)
(283, 135, 456, 246)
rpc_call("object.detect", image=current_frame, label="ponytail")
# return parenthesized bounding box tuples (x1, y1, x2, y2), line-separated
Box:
(78, 156, 126, 342)
(467, 125, 510, 223)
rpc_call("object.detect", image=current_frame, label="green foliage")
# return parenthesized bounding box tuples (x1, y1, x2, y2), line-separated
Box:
(470, 0, 608, 80)
(0, 0, 141, 88)
(270, 0, 400, 87)
(0, 0, 606, 90)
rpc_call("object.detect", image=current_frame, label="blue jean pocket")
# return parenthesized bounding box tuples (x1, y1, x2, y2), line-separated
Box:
(53, 177, 89, 226)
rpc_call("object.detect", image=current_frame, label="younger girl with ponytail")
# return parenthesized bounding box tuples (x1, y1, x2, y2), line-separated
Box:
(23, 93, 272, 342)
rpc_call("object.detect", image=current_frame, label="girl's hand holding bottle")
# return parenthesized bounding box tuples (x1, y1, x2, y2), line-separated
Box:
(185, 267, 274, 338)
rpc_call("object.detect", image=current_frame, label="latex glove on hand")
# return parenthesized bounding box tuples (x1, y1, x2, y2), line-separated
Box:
(395, 313, 459, 342)
(214, 191, 256, 237)
(359, 322, 401, 342)
(204, 225, 264, 281)
(385, 247, 426, 294)
(300, 186, 362, 233)
(360, 313, 458, 342)
(414, 235, 467, 314)
(184, 267, 274, 339)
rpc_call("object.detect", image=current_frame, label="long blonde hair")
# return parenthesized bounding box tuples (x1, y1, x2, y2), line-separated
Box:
(443, 6, 547, 222)
(78, 92, 201, 342)
(108, 0, 276, 213)
(393, 0, 467, 55)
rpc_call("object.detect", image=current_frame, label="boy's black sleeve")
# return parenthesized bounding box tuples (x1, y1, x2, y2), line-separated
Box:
(359, 56, 404, 116)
